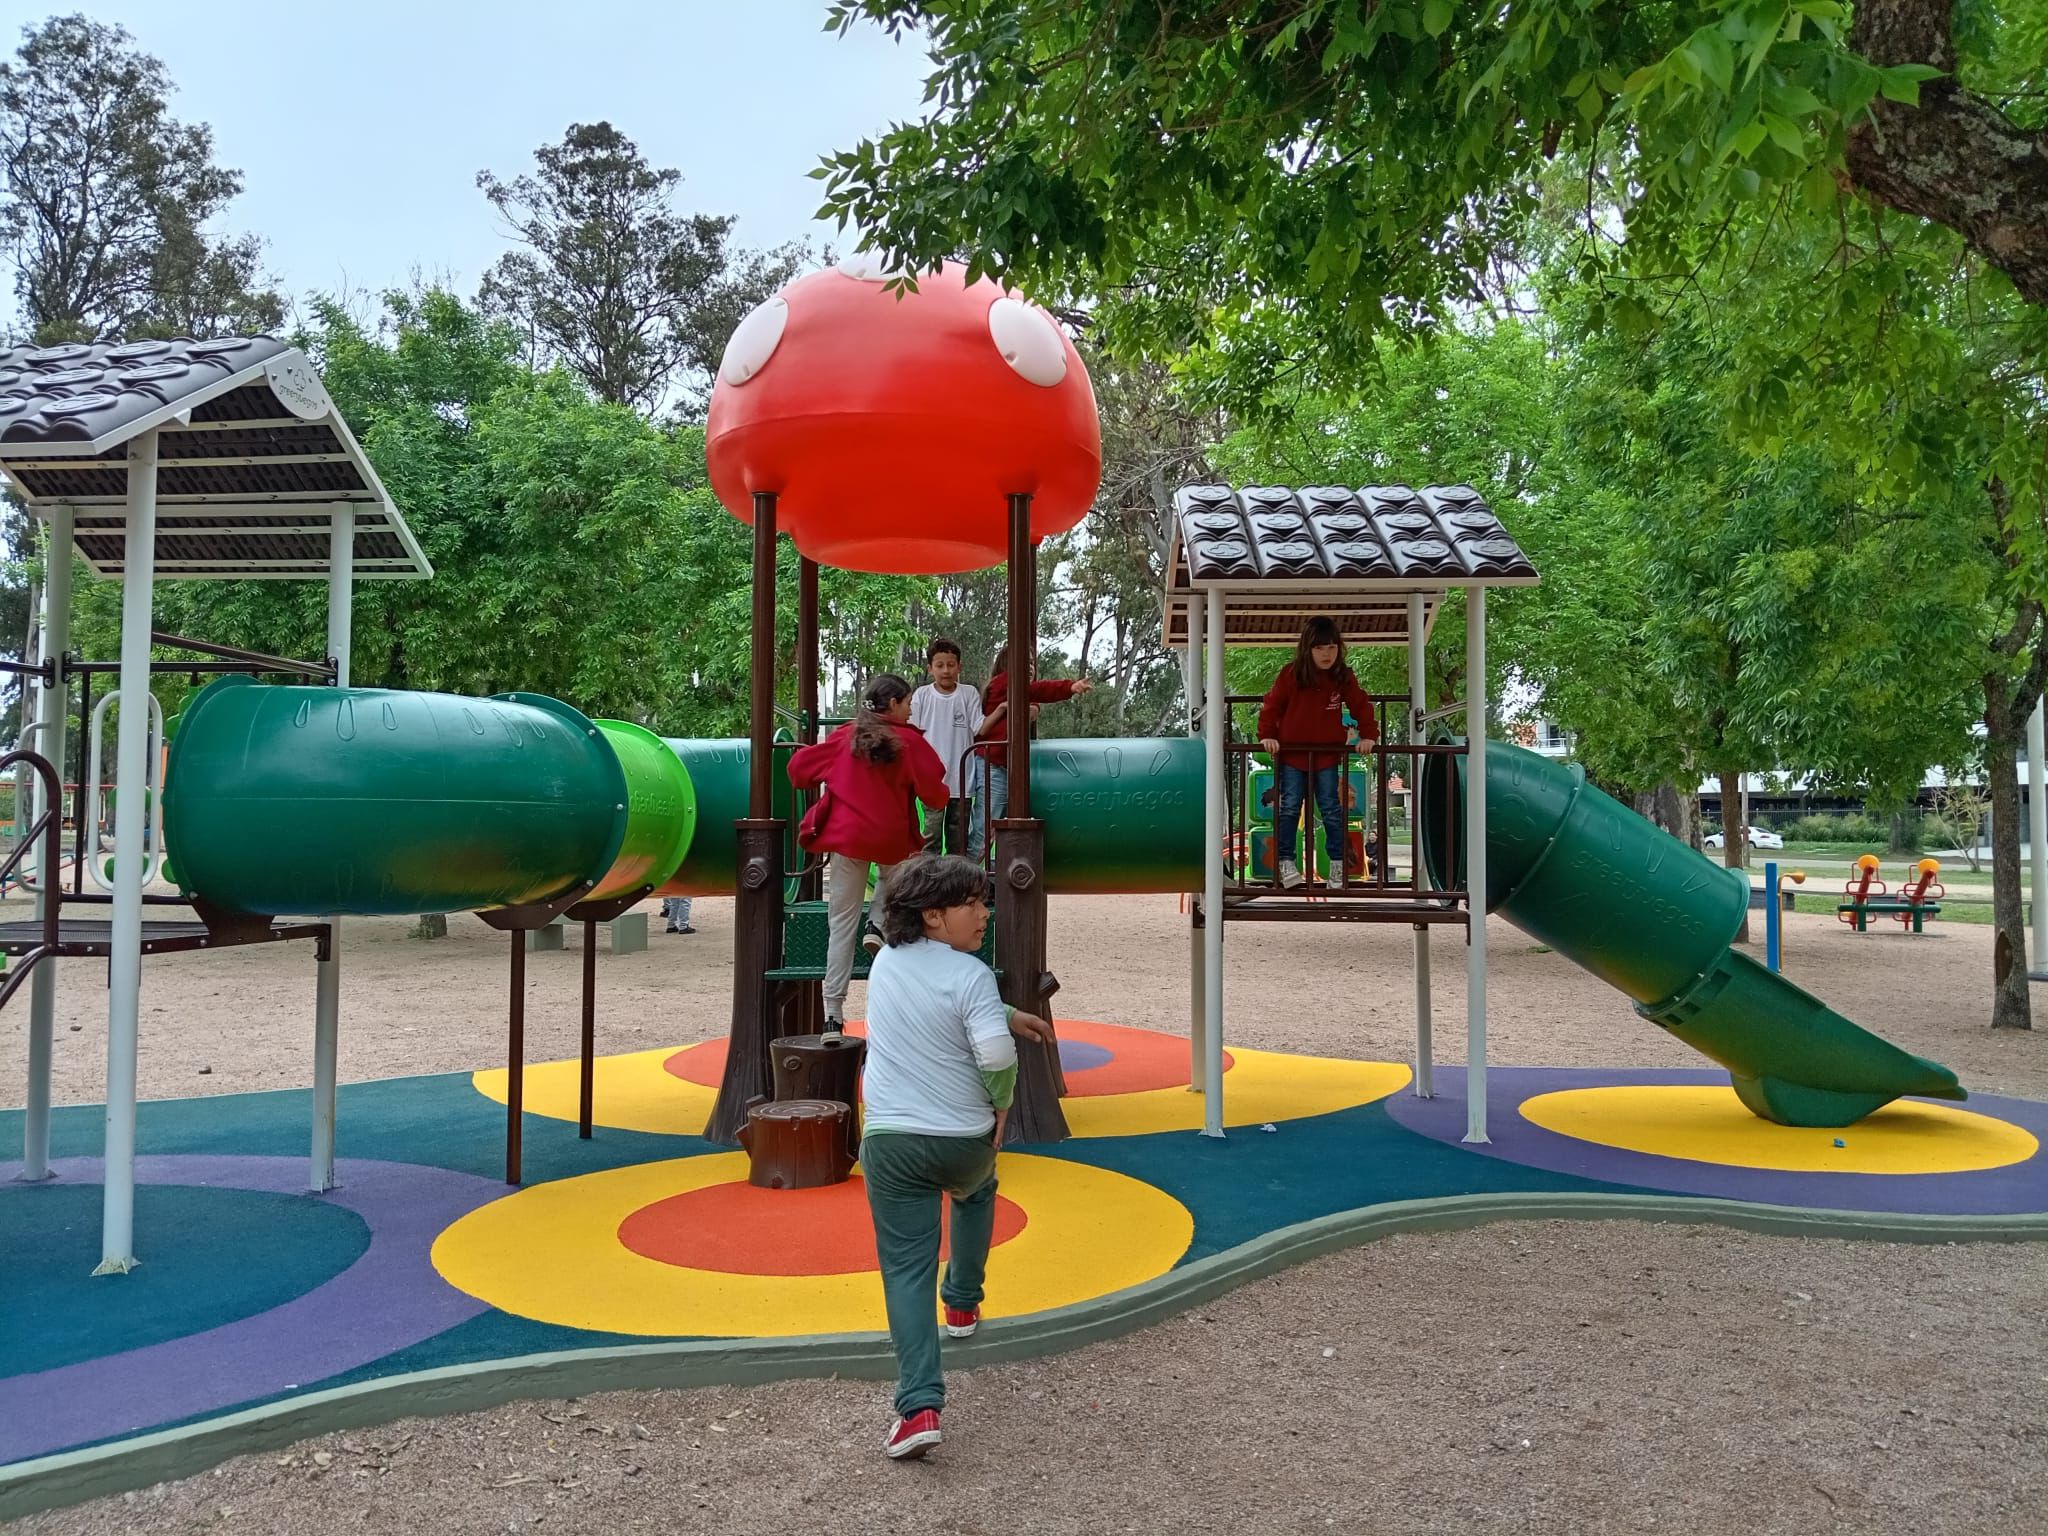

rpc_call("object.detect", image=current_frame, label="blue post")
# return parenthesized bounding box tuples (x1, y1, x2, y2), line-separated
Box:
(1764, 859, 1782, 973)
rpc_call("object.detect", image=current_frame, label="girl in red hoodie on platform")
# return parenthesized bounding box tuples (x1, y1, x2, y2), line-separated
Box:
(788, 673, 949, 1041)
(1257, 616, 1378, 891)
(967, 644, 1095, 861)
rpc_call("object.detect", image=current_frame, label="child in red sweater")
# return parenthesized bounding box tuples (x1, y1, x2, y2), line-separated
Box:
(967, 645, 1094, 861)
(788, 673, 950, 1041)
(1257, 617, 1378, 890)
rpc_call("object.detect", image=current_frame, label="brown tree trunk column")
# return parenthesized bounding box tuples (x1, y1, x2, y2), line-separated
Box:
(1983, 681, 2033, 1030)
(997, 492, 1069, 1143)
(708, 491, 790, 1144)
(1719, 768, 1751, 945)
(788, 555, 825, 1038)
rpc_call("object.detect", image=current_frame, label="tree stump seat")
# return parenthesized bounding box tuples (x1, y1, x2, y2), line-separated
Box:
(737, 1097, 855, 1189)
(770, 1033, 865, 1160)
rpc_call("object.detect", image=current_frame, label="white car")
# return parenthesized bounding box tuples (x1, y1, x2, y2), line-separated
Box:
(1703, 827, 1784, 850)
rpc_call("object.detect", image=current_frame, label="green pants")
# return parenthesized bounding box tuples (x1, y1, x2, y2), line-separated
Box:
(860, 1131, 1000, 1416)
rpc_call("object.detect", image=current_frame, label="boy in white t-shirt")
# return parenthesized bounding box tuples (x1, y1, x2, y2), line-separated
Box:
(908, 637, 982, 856)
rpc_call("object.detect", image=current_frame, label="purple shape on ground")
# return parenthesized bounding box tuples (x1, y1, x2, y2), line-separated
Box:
(1382, 1066, 2048, 1217)
(1058, 1039, 1114, 1073)
(0, 1156, 500, 1466)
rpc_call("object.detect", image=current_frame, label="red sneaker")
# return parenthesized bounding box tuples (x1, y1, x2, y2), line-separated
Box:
(884, 1408, 942, 1460)
(943, 1304, 980, 1338)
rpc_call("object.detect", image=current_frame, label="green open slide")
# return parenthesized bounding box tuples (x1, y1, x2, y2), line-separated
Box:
(1419, 739, 1964, 1127)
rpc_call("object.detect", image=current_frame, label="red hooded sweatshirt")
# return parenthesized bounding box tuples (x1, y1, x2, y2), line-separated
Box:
(973, 672, 1084, 765)
(787, 720, 948, 866)
(1256, 664, 1378, 771)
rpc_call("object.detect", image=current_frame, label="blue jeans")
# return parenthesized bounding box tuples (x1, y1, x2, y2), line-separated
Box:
(968, 762, 1006, 861)
(1276, 764, 1346, 865)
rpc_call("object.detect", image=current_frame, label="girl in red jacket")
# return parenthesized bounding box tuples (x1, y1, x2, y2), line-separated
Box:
(788, 673, 949, 1041)
(967, 644, 1095, 861)
(1257, 617, 1378, 890)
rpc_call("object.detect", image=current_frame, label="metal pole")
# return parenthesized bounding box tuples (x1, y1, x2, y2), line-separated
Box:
(1005, 494, 1033, 817)
(97, 432, 158, 1274)
(1764, 858, 1782, 973)
(506, 930, 525, 1184)
(1462, 587, 1489, 1145)
(310, 507, 352, 1193)
(1202, 589, 1227, 1137)
(580, 917, 597, 1137)
(748, 492, 778, 819)
(1185, 592, 1206, 1092)
(2030, 701, 2046, 974)
(21, 502, 73, 1180)
(1408, 591, 1433, 1098)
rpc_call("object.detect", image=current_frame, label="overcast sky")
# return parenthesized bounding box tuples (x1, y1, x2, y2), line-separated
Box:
(11, 1, 933, 321)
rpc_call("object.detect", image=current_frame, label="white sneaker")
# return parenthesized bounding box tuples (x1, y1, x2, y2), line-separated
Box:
(1278, 858, 1304, 890)
(1327, 862, 1345, 891)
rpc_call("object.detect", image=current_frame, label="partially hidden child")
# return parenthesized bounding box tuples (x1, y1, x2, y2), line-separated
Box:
(967, 644, 1094, 861)
(787, 673, 949, 1042)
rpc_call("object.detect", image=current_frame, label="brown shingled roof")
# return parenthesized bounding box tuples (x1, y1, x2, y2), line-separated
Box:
(0, 337, 429, 581)
(1163, 483, 1537, 648)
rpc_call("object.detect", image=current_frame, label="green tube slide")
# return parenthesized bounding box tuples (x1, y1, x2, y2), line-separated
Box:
(163, 679, 696, 917)
(1419, 739, 1964, 1127)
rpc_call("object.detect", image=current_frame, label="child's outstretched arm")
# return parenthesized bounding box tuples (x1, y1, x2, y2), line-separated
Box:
(1342, 671, 1380, 742)
(961, 966, 1020, 1111)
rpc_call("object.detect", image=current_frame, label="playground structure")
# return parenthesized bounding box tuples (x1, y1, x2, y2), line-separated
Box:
(1837, 853, 1947, 932)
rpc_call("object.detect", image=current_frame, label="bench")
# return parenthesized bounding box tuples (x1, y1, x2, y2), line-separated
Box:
(1836, 898, 1943, 933)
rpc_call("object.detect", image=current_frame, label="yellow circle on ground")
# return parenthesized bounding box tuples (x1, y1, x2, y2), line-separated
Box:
(473, 1048, 714, 1138)
(473, 1043, 1410, 1140)
(1519, 1085, 2038, 1174)
(430, 1151, 1193, 1337)
(1062, 1048, 1409, 1137)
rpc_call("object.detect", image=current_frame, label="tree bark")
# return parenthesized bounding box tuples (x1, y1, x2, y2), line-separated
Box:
(1981, 681, 2031, 1029)
(1631, 779, 1695, 845)
(1845, 0, 2048, 305)
(1720, 768, 1751, 944)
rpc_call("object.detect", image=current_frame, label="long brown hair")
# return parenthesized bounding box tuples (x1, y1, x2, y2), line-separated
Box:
(850, 673, 912, 762)
(1292, 616, 1348, 687)
(988, 644, 1010, 681)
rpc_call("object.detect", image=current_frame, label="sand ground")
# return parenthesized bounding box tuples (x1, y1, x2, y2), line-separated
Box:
(5, 894, 2046, 1533)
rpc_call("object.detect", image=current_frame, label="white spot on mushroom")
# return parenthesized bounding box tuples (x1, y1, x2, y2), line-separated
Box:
(836, 251, 913, 283)
(987, 297, 1067, 387)
(717, 296, 788, 386)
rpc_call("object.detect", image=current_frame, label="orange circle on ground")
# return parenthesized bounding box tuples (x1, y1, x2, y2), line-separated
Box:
(664, 1019, 1231, 1098)
(617, 1176, 1029, 1275)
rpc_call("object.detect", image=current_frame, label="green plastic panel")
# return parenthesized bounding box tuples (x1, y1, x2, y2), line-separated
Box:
(656, 740, 793, 897)
(1036, 737, 1207, 895)
(162, 678, 626, 917)
(590, 720, 697, 901)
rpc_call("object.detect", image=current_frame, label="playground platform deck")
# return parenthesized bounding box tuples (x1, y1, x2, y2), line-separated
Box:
(3, 1018, 2045, 1519)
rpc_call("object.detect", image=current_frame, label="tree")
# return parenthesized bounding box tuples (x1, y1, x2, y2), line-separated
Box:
(815, 1, 2037, 407)
(478, 122, 806, 417)
(0, 14, 282, 344)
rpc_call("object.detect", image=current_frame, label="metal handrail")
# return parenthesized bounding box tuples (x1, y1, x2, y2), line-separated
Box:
(0, 747, 64, 1010)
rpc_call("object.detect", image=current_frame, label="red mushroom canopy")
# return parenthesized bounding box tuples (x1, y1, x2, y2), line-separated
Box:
(705, 257, 1102, 575)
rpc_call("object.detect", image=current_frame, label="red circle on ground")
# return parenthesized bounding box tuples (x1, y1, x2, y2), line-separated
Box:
(664, 1019, 1233, 1097)
(617, 1177, 1029, 1276)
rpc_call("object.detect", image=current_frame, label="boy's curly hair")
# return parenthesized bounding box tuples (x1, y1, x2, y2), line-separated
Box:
(880, 854, 987, 945)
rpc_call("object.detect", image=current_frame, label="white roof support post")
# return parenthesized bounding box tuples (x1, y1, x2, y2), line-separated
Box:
(20, 501, 73, 1182)
(310, 507, 353, 1193)
(2027, 700, 2047, 972)
(1408, 591, 1434, 1099)
(97, 432, 158, 1274)
(1462, 586, 1490, 1145)
(1201, 588, 1227, 1138)
(1184, 591, 1208, 1093)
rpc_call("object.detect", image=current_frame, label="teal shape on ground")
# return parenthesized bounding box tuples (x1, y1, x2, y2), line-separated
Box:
(0, 1183, 370, 1377)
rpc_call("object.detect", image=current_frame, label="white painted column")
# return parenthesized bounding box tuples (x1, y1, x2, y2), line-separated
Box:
(1201, 589, 1227, 1137)
(1185, 592, 1207, 1092)
(310, 508, 353, 1192)
(97, 434, 158, 1274)
(2030, 701, 2046, 975)
(21, 503, 73, 1180)
(1462, 588, 1489, 1145)
(1408, 592, 1433, 1098)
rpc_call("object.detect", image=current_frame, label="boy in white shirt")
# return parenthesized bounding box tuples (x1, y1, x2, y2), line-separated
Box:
(860, 853, 1053, 1461)
(908, 637, 982, 856)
